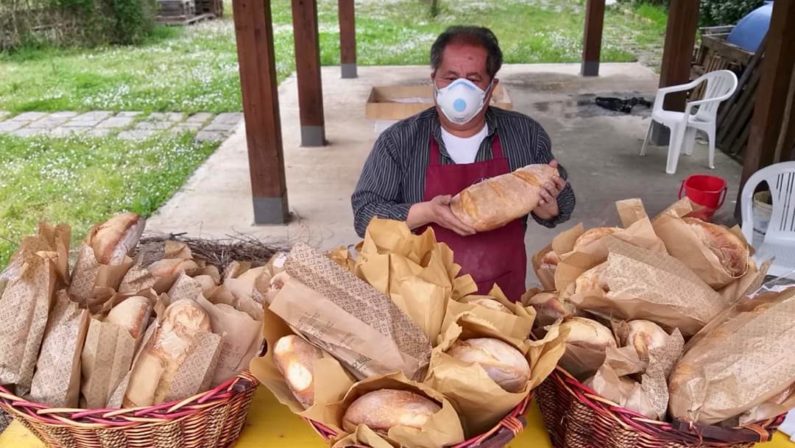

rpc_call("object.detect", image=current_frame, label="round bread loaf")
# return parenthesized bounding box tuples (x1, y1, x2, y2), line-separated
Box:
(625, 320, 668, 360)
(559, 317, 617, 351)
(106, 295, 151, 339)
(273, 335, 323, 408)
(342, 389, 440, 433)
(574, 263, 609, 295)
(469, 297, 512, 313)
(572, 227, 620, 251)
(446, 338, 530, 393)
(682, 218, 749, 277)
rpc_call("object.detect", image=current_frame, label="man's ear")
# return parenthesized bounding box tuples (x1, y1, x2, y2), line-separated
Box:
(484, 78, 499, 103)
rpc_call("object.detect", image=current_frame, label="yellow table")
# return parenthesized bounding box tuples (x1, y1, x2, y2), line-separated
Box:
(2, 388, 793, 447)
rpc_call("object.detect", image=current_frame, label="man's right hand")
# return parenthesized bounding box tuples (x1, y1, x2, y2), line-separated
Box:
(407, 195, 476, 236)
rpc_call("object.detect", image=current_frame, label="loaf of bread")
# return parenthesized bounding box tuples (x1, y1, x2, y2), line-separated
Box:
(123, 300, 212, 408)
(446, 338, 530, 393)
(469, 297, 512, 313)
(560, 317, 617, 351)
(527, 293, 573, 327)
(682, 218, 749, 278)
(450, 164, 559, 232)
(574, 263, 609, 295)
(146, 258, 199, 292)
(624, 320, 668, 361)
(342, 389, 441, 433)
(106, 296, 151, 340)
(573, 227, 621, 251)
(272, 335, 323, 408)
(91, 213, 145, 265)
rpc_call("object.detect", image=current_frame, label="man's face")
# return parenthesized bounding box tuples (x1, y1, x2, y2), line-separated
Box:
(432, 42, 491, 91)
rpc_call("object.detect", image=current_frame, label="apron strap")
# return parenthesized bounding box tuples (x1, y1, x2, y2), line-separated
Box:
(428, 131, 504, 165)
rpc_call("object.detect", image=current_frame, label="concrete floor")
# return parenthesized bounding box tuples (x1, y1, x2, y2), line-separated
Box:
(146, 63, 743, 285)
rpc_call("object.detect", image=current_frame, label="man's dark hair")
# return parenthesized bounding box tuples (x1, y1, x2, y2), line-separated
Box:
(430, 26, 503, 79)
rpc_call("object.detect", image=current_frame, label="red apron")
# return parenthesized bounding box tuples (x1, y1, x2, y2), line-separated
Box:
(421, 134, 527, 301)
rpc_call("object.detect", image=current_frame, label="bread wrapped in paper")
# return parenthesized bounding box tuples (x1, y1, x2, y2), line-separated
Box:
(557, 317, 617, 379)
(450, 164, 558, 232)
(669, 287, 795, 425)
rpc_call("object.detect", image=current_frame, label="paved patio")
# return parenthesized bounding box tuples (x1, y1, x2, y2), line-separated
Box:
(145, 63, 744, 285)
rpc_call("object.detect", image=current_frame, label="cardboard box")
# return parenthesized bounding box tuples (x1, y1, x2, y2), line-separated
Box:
(365, 84, 513, 121)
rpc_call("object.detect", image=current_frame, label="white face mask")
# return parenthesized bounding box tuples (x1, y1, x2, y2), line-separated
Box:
(434, 78, 492, 125)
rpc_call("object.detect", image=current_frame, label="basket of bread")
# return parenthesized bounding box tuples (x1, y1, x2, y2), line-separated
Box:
(528, 197, 791, 448)
(251, 218, 568, 447)
(0, 213, 276, 447)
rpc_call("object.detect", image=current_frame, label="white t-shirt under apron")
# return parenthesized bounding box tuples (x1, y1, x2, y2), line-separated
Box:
(441, 125, 489, 164)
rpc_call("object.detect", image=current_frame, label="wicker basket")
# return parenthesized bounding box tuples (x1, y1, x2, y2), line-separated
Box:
(537, 368, 784, 448)
(0, 372, 258, 448)
(307, 395, 532, 448)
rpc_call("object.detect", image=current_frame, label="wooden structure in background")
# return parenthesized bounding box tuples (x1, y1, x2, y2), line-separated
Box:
(650, 0, 700, 145)
(291, 0, 326, 147)
(232, 0, 289, 224)
(338, 0, 357, 78)
(581, 0, 605, 76)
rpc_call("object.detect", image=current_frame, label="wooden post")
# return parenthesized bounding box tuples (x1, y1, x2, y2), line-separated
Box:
(338, 0, 357, 79)
(292, 0, 326, 146)
(232, 0, 289, 224)
(581, 0, 605, 77)
(651, 0, 700, 145)
(740, 0, 795, 184)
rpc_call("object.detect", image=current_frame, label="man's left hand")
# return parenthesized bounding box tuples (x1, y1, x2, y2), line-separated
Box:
(534, 160, 567, 220)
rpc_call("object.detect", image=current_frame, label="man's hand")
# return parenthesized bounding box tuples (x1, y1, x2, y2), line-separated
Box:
(407, 195, 476, 236)
(533, 160, 567, 220)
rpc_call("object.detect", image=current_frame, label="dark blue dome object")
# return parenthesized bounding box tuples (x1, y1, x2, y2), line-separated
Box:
(726, 1, 773, 53)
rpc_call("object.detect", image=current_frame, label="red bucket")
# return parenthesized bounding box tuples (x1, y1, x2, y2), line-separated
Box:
(678, 174, 728, 221)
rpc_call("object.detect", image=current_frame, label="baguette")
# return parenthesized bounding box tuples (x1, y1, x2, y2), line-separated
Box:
(272, 335, 323, 408)
(106, 296, 151, 340)
(450, 164, 559, 232)
(682, 218, 749, 278)
(91, 213, 145, 265)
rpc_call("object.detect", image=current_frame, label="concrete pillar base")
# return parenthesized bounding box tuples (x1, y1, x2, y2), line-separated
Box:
(252, 196, 289, 224)
(341, 63, 358, 79)
(300, 125, 326, 147)
(581, 61, 600, 77)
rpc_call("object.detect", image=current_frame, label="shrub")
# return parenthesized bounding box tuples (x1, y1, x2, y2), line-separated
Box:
(699, 0, 764, 27)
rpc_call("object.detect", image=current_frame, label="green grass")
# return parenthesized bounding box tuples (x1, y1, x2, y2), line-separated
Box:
(0, 0, 667, 114)
(0, 133, 219, 266)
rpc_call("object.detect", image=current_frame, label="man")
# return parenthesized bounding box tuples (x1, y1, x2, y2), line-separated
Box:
(352, 26, 575, 300)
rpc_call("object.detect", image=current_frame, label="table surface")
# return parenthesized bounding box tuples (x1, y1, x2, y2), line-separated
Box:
(2, 387, 793, 447)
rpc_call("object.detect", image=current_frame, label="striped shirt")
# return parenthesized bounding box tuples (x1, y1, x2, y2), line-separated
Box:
(352, 106, 576, 237)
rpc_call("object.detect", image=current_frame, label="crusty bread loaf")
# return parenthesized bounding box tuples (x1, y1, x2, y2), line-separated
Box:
(342, 389, 440, 433)
(574, 263, 609, 295)
(469, 297, 512, 313)
(527, 293, 573, 327)
(682, 218, 749, 278)
(272, 335, 323, 408)
(540, 251, 560, 269)
(450, 164, 558, 232)
(123, 300, 211, 408)
(573, 227, 621, 251)
(446, 338, 530, 393)
(146, 258, 199, 292)
(91, 213, 145, 265)
(624, 320, 668, 361)
(106, 296, 151, 340)
(559, 317, 616, 351)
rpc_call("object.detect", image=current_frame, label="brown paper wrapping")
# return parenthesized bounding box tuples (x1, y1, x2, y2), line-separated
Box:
(669, 287, 795, 425)
(354, 219, 477, 341)
(586, 330, 684, 420)
(29, 290, 90, 407)
(441, 293, 535, 346)
(523, 290, 574, 328)
(330, 373, 465, 448)
(107, 321, 158, 408)
(531, 244, 558, 291)
(250, 308, 355, 432)
(70, 240, 134, 306)
(567, 239, 725, 336)
(0, 223, 69, 395)
(425, 317, 566, 436)
(270, 242, 432, 380)
(81, 318, 137, 408)
(653, 207, 752, 289)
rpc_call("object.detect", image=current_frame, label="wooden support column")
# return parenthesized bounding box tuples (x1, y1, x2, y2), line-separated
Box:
(338, 0, 357, 78)
(651, 0, 700, 145)
(740, 0, 795, 185)
(292, 0, 326, 146)
(232, 0, 289, 224)
(581, 0, 605, 77)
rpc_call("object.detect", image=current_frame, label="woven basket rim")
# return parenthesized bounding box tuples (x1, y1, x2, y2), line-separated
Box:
(0, 371, 259, 429)
(550, 366, 784, 444)
(305, 392, 533, 447)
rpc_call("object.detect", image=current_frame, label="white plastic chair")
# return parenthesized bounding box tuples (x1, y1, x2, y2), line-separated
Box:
(741, 161, 795, 278)
(640, 70, 738, 174)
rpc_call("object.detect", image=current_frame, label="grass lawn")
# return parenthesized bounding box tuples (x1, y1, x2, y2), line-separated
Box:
(0, 0, 667, 114)
(0, 134, 219, 265)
